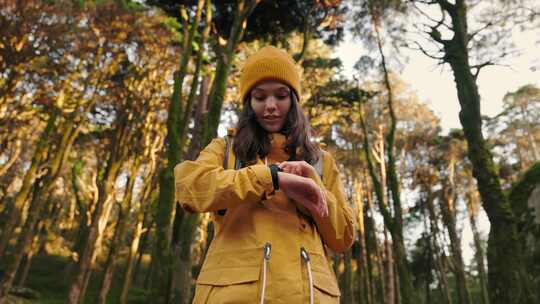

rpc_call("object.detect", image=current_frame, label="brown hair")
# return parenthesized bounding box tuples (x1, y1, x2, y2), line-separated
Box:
(233, 90, 320, 165)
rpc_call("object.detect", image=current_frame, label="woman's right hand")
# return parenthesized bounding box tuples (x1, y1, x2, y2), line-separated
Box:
(278, 172, 328, 218)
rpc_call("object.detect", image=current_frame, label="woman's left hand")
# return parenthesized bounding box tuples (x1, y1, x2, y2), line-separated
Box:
(278, 161, 316, 178)
(278, 172, 328, 218)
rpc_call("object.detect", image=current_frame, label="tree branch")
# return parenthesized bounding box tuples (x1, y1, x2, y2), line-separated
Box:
(412, 1, 453, 32)
(410, 40, 445, 61)
(413, 0, 438, 4)
(467, 21, 493, 43)
(471, 61, 512, 80)
(437, 0, 456, 12)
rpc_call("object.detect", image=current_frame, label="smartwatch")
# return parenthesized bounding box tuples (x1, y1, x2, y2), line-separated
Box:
(269, 164, 282, 190)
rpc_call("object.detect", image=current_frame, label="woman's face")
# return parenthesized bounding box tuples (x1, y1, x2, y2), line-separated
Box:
(249, 80, 292, 133)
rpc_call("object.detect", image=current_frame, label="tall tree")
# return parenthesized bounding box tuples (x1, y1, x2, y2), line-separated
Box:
(409, 0, 539, 302)
(486, 84, 540, 178)
(351, 1, 417, 301)
(63, 3, 177, 303)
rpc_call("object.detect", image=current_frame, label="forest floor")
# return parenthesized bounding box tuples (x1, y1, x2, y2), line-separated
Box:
(2, 254, 149, 304)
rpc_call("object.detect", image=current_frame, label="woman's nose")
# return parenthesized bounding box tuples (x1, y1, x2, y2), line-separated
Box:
(265, 97, 278, 111)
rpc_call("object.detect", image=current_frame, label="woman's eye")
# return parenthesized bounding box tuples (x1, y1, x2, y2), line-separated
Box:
(252, 95, 266, 101)
(276, 95, 288, 100)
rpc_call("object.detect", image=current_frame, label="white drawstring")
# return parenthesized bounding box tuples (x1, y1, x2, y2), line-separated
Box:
(300, 247, 314, 304)
(260, 242, 271, 304)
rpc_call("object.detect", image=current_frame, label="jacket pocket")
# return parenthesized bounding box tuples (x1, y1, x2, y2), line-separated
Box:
(194, 247, 263, 303)
(307, 250, 341, 297)
(197, 246, 262, 285)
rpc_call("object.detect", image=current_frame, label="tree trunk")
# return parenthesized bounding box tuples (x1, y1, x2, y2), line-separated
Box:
(0, 116, 80, 303)
(63, 164, 93, 285)
(364, 181, 383, 304)
(16, 220, 42, 287)
(0, 111, 57, 259)
(467, 188, 489, 304)
(97, 159, 139, 304)
(16, 204, 53, 287)
(201, 0, 260, 146)
(134, 219, 153, 287)
(178, 0, 211, 156)
(119, 212, 144, 304)
(341, 251, 353, 304)
(169, 3, 212, 301)
(150, 1, 205, 300)
(0, 183, 51, 303)
(294, 5, 315, 64)
(364, 1, 416, 301)
(424, 188, 452, 304)
(186, 75, 210, 160)
(440, 181, 471, 304)
(520, 105, 539, 162)
(429, 1, 532, 302)
(119, 169, 159, 304)
(66, 115, 129, 304)
(97, 215, 122, 304)
(145, 245, 156, 290)
(0, 139, 21, 177)
(507, 162, 540, 301)
(383, 230, 395, 304)
(354, 179, 371, 304)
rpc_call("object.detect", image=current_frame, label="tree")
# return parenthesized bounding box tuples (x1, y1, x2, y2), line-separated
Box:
(486, 84, 540, 180)
(408, 0, 539, 302)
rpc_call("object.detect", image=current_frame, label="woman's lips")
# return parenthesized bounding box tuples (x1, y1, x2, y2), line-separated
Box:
(263, 117, 280, 122)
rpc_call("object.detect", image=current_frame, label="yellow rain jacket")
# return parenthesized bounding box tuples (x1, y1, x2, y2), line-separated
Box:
(174, 133, 355, 304)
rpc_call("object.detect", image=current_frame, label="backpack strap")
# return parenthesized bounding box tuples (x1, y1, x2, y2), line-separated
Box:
(223, 130, 234, 170)
(313, 152, 324, 182)
(217, 129, 237, 216)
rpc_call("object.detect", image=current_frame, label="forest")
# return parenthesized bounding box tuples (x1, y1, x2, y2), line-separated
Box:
(0, 0, 539, 303)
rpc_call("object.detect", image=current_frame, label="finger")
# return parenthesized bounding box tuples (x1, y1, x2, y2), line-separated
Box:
(318, 202, 328, 218)
(315, 203, 324, 217)
(318, 191, 328, 217)
(322, 200, 328, 217)
(280, 165, 293, 174)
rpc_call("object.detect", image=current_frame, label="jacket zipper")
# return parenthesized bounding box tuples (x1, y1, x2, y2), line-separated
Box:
(260, 242, 272, 304)
(300, 247, 314, 304)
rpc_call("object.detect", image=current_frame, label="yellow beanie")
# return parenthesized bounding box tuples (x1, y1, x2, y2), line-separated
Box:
(239, 46, 301, 102)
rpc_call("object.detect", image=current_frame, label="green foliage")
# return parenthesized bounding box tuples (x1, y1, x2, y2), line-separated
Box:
(158, 15, 184, 44)
(151, 0, 346, 47)
(5, 254, 152, 304)
(72, 160, 85, 176)
(509, 162, 540, 217)
(409, 233, 432, 288)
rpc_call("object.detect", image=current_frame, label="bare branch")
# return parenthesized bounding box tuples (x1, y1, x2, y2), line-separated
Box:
(467, 21, 493, 43)
(437, 0, 456, 13)
(413, 0, 438, 5)
(410, 41, 446, 61)
(429, 27, 445, 44)
(471, 61, 512, 80)
(467, 9, 515, 45)
(472, 61, 494, 79)
(371, 146, 382, 164)
(412, 1, 453, 31)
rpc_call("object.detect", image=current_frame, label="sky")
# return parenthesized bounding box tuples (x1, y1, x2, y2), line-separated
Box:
(336, 29, 540, 133)
(335, 25, 539, 264)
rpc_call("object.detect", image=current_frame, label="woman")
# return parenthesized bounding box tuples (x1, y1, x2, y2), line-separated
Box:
(175, 46, 355, 304)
